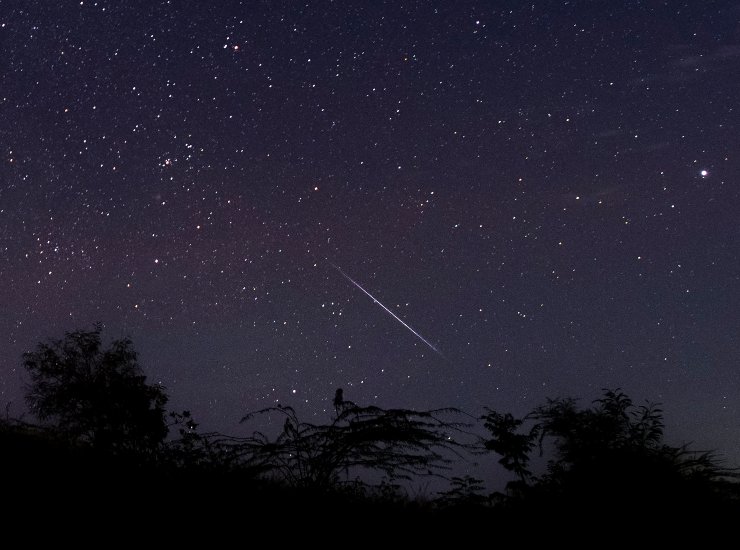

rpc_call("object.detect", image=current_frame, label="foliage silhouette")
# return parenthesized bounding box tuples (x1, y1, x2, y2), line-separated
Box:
(482, 388, 740, 513)
(9, 328, 740, 528)
(236, 388, 474, 489)
(23, 326, 169, 454)
(435, 475, 488, 508)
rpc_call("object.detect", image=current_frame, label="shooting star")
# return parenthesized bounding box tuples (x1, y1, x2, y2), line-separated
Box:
(330, 263, 442, 356)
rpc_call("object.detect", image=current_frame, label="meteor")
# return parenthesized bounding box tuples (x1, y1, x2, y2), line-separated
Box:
(330, 263, 441, 355)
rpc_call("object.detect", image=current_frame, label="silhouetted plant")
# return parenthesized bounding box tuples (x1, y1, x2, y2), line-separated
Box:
(237, 389, 474, 489)
(23, 327, 168, 454)
(482, 388, 739, 507)
(165, 413, 253, 473)
(482, 410, 538, 483)
(436, 475, 488, 508)
(13, 325, 740, 518)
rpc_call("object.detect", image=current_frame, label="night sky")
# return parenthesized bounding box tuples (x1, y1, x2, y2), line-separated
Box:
(2, 1, 739, 472)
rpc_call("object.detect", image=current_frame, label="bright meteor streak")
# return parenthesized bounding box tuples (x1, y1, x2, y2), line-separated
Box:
(331, 263, 441, 355)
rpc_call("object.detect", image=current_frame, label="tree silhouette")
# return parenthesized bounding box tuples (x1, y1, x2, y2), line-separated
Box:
(23, 327, 169, 454)
(435, 475, 488, 508)
(482, 389, 739, 511)
(11, 324, 740, 523)
(237, 389, 473, 490)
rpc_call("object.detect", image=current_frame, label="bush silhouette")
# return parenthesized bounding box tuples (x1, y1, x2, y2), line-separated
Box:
(237, 388, 474, 489)
(23, 327, 169, 455)
(483, 389, 739, 514)
(9, 328, 740, 527)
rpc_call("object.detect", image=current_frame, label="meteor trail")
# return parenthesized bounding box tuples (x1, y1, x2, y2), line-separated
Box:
(331, 263, 441, 355)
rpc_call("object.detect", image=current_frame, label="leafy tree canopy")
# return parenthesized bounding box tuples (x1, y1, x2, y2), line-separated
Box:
(483, 389, 739, 509)
(23, 326, 168, 454)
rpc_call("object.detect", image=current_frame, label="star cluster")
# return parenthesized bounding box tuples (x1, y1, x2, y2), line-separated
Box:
(1, 2, 738, 465)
